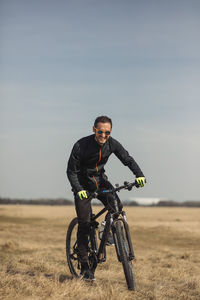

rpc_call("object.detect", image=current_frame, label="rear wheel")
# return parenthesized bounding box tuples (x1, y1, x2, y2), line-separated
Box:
(114, 220, 136, 290)
(66, 218, 80, 277)
(66, 218, 99, 277)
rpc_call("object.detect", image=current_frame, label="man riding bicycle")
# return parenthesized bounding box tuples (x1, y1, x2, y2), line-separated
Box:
(67, 116, 146, 281)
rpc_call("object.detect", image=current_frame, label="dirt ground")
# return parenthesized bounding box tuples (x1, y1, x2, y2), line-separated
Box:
(0, 205, 200, 299)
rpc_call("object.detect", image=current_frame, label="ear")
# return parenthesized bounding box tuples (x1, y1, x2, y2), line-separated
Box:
(93, 126, 96, 133)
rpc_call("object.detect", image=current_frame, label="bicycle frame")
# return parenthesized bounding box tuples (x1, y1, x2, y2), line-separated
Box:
(89, 194, 135, 266)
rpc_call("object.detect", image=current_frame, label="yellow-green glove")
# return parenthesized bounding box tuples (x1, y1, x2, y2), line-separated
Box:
(77, 190, 88, 200)
(136, 177, 146, 187)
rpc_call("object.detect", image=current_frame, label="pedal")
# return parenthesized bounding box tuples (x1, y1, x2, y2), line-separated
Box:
(98, 252, 106, 263)
(99, 258, 106, 263)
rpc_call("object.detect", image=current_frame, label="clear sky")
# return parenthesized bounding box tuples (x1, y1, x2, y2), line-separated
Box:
(1, 0, 200, 201)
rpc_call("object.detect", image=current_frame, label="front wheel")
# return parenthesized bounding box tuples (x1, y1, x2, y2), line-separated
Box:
(114, 220, 136, 290)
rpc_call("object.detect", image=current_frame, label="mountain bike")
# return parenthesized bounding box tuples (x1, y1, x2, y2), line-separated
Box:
(66, 181, 137, 290)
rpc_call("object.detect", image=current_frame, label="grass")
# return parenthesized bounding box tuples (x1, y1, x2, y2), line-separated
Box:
(0, 205, 200, 299)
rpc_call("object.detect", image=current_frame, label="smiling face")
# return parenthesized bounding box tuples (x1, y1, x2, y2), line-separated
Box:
(93, 122, 112, 146)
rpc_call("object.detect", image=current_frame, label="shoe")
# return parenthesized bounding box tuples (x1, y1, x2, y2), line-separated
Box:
(106, 232, 115, 246)
(81, 269, 96, 281)
(80, 262, 96, 281)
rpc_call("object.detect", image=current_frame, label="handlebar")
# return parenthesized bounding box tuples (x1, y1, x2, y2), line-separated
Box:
(91, 181, 138, 198)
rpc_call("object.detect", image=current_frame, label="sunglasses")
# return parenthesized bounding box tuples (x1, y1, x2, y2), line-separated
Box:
(95, 128, 111, 135)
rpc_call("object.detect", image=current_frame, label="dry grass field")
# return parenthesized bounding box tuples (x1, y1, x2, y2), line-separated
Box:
(0, 205, 200, 300)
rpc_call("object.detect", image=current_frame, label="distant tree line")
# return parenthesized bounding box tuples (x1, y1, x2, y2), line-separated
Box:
(156, 200, 200, 207)
(0, 198, 200, 207)
(125, 200, 200, 207)
(0, 198, 73, 205)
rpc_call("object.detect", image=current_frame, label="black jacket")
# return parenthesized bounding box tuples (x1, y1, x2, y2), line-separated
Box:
(67, 134, 144, 193)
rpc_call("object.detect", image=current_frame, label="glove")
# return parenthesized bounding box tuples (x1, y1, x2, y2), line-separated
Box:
(136, 177, 146, 187)
(77, 190, 88, 200)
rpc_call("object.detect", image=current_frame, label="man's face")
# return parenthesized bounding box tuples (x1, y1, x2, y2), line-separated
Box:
(93, 122, 112, 146)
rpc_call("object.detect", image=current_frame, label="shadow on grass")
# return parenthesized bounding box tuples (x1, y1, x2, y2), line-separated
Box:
(0, 215, 45, 224)
(57, 273, 73, 282)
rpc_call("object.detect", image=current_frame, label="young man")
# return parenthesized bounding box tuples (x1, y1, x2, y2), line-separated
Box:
(67, 116, 146, 281)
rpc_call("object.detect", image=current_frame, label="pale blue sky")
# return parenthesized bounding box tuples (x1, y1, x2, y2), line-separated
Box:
(1, 0, 200, 201)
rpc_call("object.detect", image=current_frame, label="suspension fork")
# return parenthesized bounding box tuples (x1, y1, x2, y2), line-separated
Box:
(111, 211, 135, 261)
(121, 211, 135, 260)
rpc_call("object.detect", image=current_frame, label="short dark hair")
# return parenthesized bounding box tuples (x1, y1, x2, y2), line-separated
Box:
(94, 116, 112, 128)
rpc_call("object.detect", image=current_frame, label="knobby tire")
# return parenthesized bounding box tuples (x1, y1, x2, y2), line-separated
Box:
(115, 220, 136, 290)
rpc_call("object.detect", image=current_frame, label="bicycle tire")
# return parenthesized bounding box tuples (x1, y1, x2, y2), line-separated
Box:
(66, 217, 80, 277)
(66, 217, 99, 277)
(115, 220, 136, 290)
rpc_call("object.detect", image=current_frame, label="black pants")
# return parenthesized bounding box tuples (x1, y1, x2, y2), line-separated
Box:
(74, 179, 122, 263)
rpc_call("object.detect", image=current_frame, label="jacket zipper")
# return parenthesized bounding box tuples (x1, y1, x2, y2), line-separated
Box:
(93, 146, 102, 189)
(96, 147, 102, 173)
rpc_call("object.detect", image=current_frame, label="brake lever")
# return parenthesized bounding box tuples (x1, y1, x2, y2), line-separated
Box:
(127, 185, 133, 191)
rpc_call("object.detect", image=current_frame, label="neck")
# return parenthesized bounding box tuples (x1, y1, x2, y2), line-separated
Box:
(94, 136, 103, 146)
